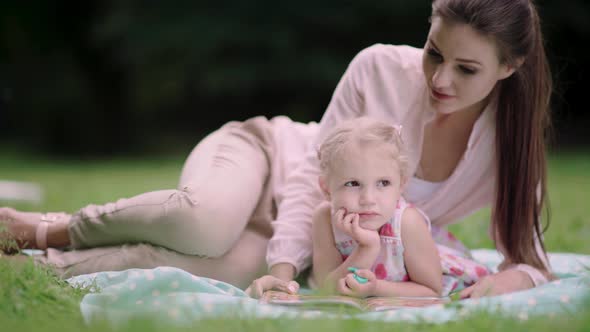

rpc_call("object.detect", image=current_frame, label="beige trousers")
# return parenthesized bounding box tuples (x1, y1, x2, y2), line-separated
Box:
(37, 116, 279, 289)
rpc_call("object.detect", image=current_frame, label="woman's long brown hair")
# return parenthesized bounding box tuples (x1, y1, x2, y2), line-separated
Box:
(432, 0, 552, 271)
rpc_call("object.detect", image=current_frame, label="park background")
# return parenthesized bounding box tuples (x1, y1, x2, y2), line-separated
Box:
(1, 0, 589, 156)
(1, 1, 589, 331)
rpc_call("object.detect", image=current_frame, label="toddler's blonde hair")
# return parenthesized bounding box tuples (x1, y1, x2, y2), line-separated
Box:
(317, 116, 409, 180)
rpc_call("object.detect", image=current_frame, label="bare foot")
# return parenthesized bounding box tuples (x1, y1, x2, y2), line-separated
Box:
(0, 207, 71, 252)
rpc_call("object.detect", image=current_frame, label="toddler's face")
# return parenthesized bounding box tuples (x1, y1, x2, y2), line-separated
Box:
(322, 142, 403, 231)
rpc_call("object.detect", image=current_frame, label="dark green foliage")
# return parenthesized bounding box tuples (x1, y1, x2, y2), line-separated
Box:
(0, 0, 589, 155)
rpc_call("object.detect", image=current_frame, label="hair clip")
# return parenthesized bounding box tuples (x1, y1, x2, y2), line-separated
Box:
(392, 124, 403, 142)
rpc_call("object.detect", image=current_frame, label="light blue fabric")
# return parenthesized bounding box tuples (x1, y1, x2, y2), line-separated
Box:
(67, 250, 590, 325)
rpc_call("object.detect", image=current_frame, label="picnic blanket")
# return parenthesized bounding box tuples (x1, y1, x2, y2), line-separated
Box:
(67, 249, 590, 325)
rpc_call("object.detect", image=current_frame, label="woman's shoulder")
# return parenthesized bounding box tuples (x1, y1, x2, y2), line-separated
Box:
(346, 44, 427, 108)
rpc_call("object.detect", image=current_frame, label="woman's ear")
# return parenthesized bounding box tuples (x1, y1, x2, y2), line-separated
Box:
(318, 176, 330, 200)
(498, 57, 525, 80)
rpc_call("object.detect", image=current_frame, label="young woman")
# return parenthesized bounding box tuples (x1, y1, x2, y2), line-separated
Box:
(2, 0, 553, 297)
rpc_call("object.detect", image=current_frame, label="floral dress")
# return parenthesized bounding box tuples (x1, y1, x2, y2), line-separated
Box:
(332, 197, 490, 295)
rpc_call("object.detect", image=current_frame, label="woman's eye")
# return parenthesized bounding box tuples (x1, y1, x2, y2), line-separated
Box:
(377, 180, 391, 187)
(459, 66, 476, 75)
(427, 48, 443, 62)
(344, 181, 360, 187)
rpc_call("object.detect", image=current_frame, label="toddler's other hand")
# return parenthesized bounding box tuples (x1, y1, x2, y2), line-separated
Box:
(336, 269, 377, 298)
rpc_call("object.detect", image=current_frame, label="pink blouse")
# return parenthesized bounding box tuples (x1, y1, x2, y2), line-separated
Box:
(267, 44, 550, 286)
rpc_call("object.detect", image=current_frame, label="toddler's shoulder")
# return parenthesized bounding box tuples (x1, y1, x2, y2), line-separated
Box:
(312, 201, 332, 221)
(400, 206, 426, 223)
(400, 206, 431, 238)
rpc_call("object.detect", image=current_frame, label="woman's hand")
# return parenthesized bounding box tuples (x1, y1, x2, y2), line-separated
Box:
(245, 275, 300, 299)
(459, 269, 534, 299)
(333, 208, 380, 248)
(336, 269, 377, 298)
(245, 263, 299, 299)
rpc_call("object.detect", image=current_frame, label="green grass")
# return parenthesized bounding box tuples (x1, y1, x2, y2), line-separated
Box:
(447, 150, 590, 254)
(0, 148, 589, 331)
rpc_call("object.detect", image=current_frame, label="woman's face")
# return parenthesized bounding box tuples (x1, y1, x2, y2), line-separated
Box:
(422, 17, 515, 115)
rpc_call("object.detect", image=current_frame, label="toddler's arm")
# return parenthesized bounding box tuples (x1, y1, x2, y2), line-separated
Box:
(373, 207, 442, 297)
(312, 202, 380, 291)
(311, 202, 342, 286)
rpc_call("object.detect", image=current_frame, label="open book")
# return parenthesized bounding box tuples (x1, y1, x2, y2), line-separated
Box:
(260, 290, 452, 312)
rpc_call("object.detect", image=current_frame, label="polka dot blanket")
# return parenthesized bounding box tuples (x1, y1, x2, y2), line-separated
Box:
(66, 249, 590, 325)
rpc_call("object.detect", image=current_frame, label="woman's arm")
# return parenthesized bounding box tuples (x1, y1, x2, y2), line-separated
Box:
(493, 222, 553, 284)
(266, 47, 389, 276)
(458, 221, 553, 299)
(250, 45, 410, 297)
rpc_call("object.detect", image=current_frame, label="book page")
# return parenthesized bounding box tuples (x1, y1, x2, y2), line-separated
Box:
(260, 291, 451, 312)
(364, 296, 450, 311)
(260, 291, 365, 311)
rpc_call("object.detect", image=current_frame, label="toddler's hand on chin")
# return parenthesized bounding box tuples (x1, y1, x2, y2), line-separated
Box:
(334, 209, 380, 248)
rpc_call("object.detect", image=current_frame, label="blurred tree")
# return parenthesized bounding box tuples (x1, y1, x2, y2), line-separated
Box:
(1, 0, 133, 155)
(0, 0, 588, 155)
